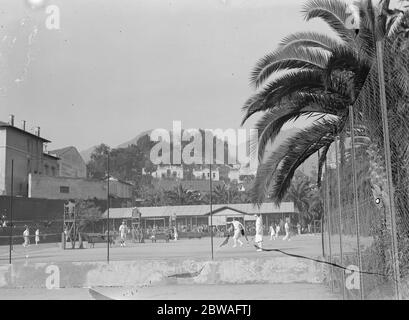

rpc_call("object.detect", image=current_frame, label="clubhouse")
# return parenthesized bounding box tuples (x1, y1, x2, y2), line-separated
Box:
(102, 202, 297, 230)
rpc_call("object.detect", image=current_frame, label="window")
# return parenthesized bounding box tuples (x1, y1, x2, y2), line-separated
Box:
(60, 186, 70, 194)
(51, 167, 56, 176)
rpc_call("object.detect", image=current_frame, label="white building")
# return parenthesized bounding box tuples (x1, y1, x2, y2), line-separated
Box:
(151, 165, 183, 179)
(227, 164, 240, 182)
(192, 167, 219, 181)
(227, 164, 255, 183)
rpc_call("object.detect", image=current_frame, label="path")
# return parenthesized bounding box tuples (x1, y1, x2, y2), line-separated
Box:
(0, 283, 339, 300)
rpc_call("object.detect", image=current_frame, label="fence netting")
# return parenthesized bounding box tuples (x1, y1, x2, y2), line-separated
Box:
(323, 34, 409, 300)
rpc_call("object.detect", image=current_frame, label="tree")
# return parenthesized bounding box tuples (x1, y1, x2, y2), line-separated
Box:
(76, 200, 103, 233)
(284, 172, 315, 224)
(213, 184, 242, 204)
(165, 184, 203, 205)
(140, 186, 166, 207)
(243, 0, 408, 205)
(86, 134, 157, 193)
(87, 144, 110, 179)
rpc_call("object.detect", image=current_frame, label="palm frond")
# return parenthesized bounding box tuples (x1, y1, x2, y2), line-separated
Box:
(387, 8, 409, 37)
(242, 69, 326, 124)
(317, 143, 331, 188)
(250, 117, 345, 205)
(250, 46, 329, 88)
(253, 97, 345, 162)
(279, 32, 344, 51)
(302, 0, 354, 42)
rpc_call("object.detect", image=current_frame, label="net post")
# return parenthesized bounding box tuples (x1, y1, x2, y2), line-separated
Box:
(349, 105, 364, 300)
(375, 40, 401, 300)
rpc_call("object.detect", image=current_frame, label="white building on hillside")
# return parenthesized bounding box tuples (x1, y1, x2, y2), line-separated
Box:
(192, 167, 219, 181)
(227, 164, 256, 183)
(151, 165, 183, 179)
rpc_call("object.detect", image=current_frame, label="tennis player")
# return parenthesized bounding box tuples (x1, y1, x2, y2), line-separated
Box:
(226, 218, 244, 248)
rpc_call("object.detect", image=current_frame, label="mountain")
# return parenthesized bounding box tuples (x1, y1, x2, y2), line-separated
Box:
(81, 129, 229, 164)
(80, 130, 153, 162)
(117, 130, 153, 149)
(80, 127, 318, 176)
(80, 145, 98, 163)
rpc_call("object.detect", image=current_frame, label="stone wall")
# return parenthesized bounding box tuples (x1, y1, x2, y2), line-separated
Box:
(0, 257, 326, 289)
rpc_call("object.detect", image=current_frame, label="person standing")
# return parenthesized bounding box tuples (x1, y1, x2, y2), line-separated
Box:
(35, 228, 40, 245)
(269, 223, 276, 240)
(23, 226, 30, 247)
(119, 221, 128, 247)
(1, 214, 6, 228)
(297, 222, 301, 236)
(283, 218, 291, 241)
(226, 218, 244, 248)
(173, 226, 178, 240)
(254, 214, 264, 251)
(275, 223, 280, 239)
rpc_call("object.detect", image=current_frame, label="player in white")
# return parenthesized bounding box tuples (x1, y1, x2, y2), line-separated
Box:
(119, 221, 128, 247)
(283, 218, 291, 241)
(275, 223, 280, 240)
(269, 223, 275, 240)
(173, 226, 178, 241)
(226, 218, 244, 248)
(23, 226, 30, 247)
(254, 213, 263, 251)
(35, 228, 40, 245)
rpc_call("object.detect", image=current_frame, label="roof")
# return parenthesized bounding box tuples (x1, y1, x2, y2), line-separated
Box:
(49, 146, 76, 156)
(101, 207, 140, 219)
(102, 202, 295, 219)
(43, 153, 60, 160)
(105, 176, 134, 186)
(0, 121, 51, 143)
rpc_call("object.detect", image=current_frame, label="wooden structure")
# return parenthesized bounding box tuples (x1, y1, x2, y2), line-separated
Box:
(62, 200, 83, 249)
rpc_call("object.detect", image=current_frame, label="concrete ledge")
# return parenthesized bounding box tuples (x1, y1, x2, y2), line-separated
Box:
(0, 257, 326, 289)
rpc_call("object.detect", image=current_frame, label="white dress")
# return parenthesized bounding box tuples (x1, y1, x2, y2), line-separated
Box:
(254, 216, 263, 243)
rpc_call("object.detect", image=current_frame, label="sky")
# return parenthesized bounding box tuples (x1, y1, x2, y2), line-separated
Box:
(0, 0, 332, 151)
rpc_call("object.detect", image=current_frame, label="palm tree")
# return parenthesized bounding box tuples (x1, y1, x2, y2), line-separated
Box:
(243, 0, 408, 205)
(213, 184, 242, 204)
(165, 184, 202, 205)
(141, 187, 166, 207)
(284, 173, 314, 224)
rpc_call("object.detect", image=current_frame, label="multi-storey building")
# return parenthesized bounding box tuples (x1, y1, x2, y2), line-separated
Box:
(0, 115, 59, 196)
(48, 146, 87, 178)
